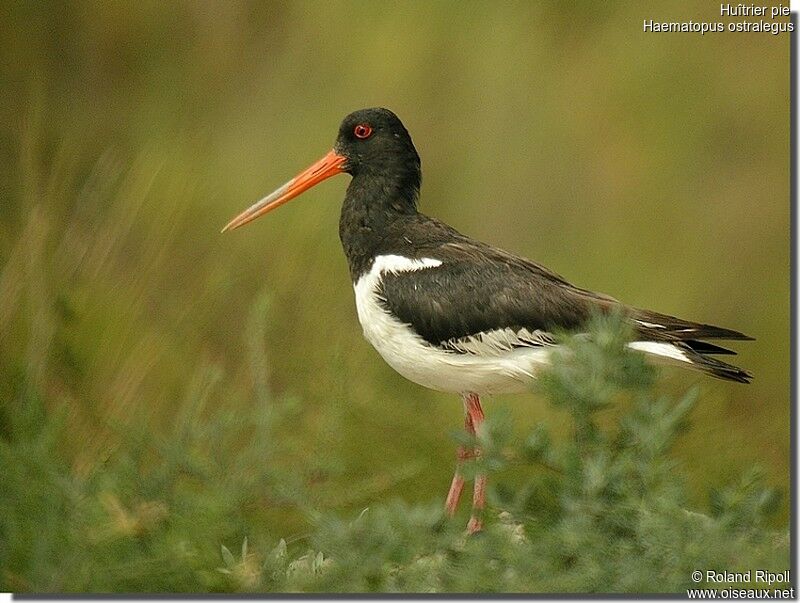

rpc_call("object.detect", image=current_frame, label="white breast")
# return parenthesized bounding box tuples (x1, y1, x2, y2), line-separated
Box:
(352, 254, 552, 395)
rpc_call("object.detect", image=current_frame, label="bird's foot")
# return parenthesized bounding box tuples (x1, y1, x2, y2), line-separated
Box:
(466, 515, 483, 535)
(466, 473, 487, 534)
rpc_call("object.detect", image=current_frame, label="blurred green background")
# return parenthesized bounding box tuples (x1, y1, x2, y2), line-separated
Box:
(0, 0, 790, 584)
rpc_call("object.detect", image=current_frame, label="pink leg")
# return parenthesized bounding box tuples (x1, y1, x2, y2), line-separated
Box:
(444, 392, 487, 534)
(444, 431, 474, 516)
(444, 447, 467, 516)
(463, 393, 486, 534)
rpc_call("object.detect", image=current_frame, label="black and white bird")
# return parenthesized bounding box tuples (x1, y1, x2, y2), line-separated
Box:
(222, 108, 752, 533)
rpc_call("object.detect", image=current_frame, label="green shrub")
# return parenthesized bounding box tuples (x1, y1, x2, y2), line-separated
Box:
(0, 310, 788, 593)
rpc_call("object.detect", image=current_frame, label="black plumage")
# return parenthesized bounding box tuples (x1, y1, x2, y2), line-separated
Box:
(331, 108, 752, 383)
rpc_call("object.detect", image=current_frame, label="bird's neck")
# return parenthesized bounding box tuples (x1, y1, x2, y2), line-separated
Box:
(339, 167, 421, 280)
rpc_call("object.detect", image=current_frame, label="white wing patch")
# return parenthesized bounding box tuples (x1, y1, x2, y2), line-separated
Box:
(636, 319, 697, 334)
(636, 320, 665, 329)
(370, 254, 442, 275)
(441, 327, 555, 356)
(628, 341, 692, 364)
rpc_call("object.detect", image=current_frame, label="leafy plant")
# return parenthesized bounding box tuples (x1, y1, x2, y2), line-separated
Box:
(2, 308, 787, 593)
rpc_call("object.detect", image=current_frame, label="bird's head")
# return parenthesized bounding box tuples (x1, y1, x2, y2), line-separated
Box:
(221, 107, 420, 233)
(334, 107, 419, 178)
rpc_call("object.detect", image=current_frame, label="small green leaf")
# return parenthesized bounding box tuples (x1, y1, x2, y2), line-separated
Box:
(220, 543, 235, 567)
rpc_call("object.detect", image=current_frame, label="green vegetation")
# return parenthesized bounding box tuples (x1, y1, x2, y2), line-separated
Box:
(0, 1, 789, 594)
(1, 310, 788, 592)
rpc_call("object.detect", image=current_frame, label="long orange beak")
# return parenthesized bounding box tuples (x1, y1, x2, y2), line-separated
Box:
(221, 149, 347, 233)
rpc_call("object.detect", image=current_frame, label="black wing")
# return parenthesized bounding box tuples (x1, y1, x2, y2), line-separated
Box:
(377, 215, 752, 349)
(377, 218, 619, 345)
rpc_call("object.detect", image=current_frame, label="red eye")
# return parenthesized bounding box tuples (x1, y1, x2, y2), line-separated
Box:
(354, 124, 373, 139)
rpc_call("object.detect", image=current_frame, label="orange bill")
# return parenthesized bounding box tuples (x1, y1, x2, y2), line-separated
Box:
(221, 149, 346, 233)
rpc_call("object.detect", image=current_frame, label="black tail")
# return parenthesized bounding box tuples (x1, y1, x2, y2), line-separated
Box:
(683, 340, 738, 355)
(630, 308, 753, 383)
(677, 342, 752, 384)
(632, 308, 754, 341)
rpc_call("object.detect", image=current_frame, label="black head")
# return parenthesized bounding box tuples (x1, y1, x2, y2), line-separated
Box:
(334, 108, 420, 181)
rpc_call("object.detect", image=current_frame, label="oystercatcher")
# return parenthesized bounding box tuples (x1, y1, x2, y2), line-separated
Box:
(222, 108, 752, 533)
